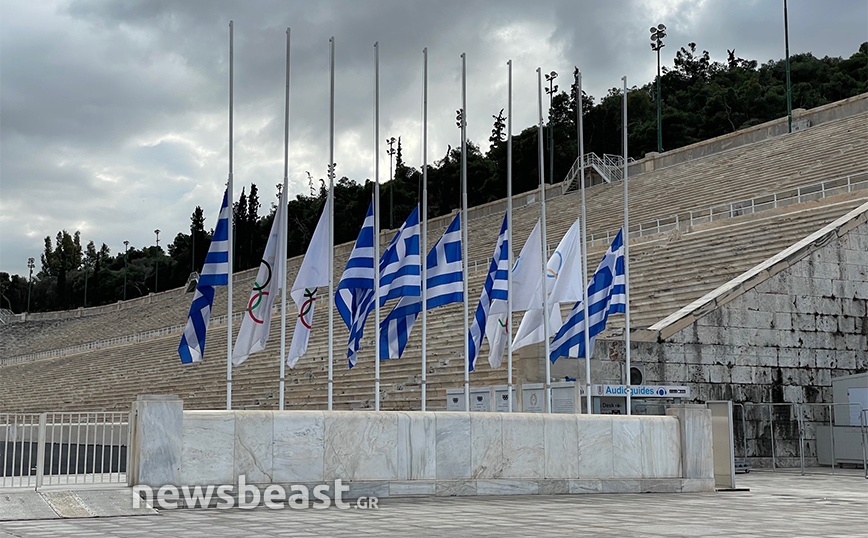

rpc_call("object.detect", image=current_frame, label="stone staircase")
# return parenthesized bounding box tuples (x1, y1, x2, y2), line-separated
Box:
(0, 106, 866, 413)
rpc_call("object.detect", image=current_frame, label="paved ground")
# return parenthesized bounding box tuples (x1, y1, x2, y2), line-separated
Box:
(1, 469, 866, 537)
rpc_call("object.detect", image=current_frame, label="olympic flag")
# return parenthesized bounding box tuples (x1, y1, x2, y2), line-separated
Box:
(512, 216, 584, 350)
(232, 189, 287, 366)
(286, 196, 331, 368)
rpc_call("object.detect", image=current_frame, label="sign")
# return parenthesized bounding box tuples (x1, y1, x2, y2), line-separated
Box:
(492, 385, 517, 413)
(550, 382, 586, 414)
(591, 384, 690, 398)
(470, 387, 491, 412)
(521, 383, 545, 413)
(596, 397, 626, 415)
(446, 389, 465, 411)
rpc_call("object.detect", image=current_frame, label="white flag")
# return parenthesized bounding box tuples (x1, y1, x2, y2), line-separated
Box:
(232, 191, 286, 366)
(486, 220, 542, 368)
(512, 216, 584, 351)
(286, 196, 330, 368)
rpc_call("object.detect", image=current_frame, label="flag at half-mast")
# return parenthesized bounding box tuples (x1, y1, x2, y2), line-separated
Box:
(512, 215, 584, 350)
(485, 218, 542, 368)
(178, 187, 231, 364)
(286, 195, 330, 368)
(232, 189, 287, 366)
(467, 213, 509, 371)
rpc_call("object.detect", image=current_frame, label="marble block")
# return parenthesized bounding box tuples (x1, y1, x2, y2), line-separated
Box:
(543, 414, 579, 479)
(538, 479, 569, 495)
(577, 416, 613, 478)
(501, 414, 544, 478)
(612, 417, 644, 478)
(134, 395, 183, 487)
(323, 411, 399, 481)
(435, 479, 477, 497)
(641, 417, 681, 478)
(181, 411, 235, 485)
(272, 411, 324, 483)
(435, 413, 471, 480)
(667, 405, 714, 479)
(601, 479, 643, 493)
(397, 412, 435, 480)
(389, 481, 436, 496)
(471, 413, 503, 478)
(234, 411, 274, 483)
(568, 479, 602, 494)
(476, 479, 539, 495)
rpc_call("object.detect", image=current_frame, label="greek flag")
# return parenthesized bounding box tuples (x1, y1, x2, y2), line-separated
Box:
(336, 204, 421, 368)
(379, 213, 463, 360)
(179, 188, 231, 364)
(549, 229, 626, 363)
(467, 213, 509, 371)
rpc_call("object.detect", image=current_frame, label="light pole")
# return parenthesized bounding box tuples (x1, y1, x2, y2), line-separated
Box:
(544, 71, 558, 185)
(783, 0, 792, 133)
(386, 136, 396, 229)
(83, 258, 89, 308)
(154, 229, 161, 293)
(650, 24, 666, 153)
(123, 240, 129, 301)
(26, 257, 34, 314)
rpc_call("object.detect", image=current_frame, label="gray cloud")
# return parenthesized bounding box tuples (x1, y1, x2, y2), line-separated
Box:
(1, 0, 865, 277)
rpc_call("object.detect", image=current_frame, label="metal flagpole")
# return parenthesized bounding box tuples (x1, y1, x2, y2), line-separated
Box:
(536, 68, 552, 414)
(506, 59, 514, 413)
(327, 37, 336, 411)
(577, 68, 591, 414)
(622, 76, 632, 415)
(374, 42, 381, 411)
(461, 53, 470, 412)
(279, 28, 291, 411)
(226, 20, 234, 411)
(421, 47, 429, 411)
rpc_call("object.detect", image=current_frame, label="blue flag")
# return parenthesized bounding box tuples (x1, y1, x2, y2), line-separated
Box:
(179, 188, 231, 364)
(467, 213, 509, 371)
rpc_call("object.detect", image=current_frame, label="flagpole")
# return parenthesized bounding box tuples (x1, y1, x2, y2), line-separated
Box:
(536, 68, 552, 413)
(226, 20, 234, 411)
(327, 37, 335, 411)
(506, 59, 514, 413)
(421, 47, 429, 412)
(279, 28, 291, 411)
(461, 52, 470, 412)
(374, 42, 381, 411)
(577, 68, 591, 414)
(622, 76, 632, 416)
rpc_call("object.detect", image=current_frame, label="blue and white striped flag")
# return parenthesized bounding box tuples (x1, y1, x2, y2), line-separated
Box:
(179, 188, 231, 364)
(336, 204, 422, 368)
(549, 229, 626, 363)
(379, 213, 463, 360)
(335, 202, 376, 368)
(468, 213, 509, 371)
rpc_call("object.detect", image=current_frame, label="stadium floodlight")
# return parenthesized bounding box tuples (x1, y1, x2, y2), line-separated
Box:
(154, 229, 161, 293)
(386, 137, 397, 229)
(544, 71, 558, 185)
(26, 257, 35, 314)
(123, 240, 130, 301)
(650, 23, 666, 153)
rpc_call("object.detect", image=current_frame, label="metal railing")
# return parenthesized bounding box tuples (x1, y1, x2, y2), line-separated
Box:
(1, 411, 130, 489)
(733, 402, 867, 477)
(562, 152, 635, 193)
(583, 171, 867, 248)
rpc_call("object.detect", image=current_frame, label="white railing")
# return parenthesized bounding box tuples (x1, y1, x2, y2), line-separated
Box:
(0, 411, 130, 489)
(3, 172, 865, 366)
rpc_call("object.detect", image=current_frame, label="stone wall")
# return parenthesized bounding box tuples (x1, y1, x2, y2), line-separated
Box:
(586, 219, 867, 466)
(130, 396, 715, 497)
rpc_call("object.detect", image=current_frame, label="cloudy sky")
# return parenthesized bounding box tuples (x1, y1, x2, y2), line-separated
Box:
(1, 0, 865, 278)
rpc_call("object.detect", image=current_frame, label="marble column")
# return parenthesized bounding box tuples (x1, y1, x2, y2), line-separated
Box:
(131, 395, 183, 487)
(666, 404, 713, 480)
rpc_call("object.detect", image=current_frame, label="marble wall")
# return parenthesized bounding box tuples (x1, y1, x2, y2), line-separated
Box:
(171, 409, 710, 496)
